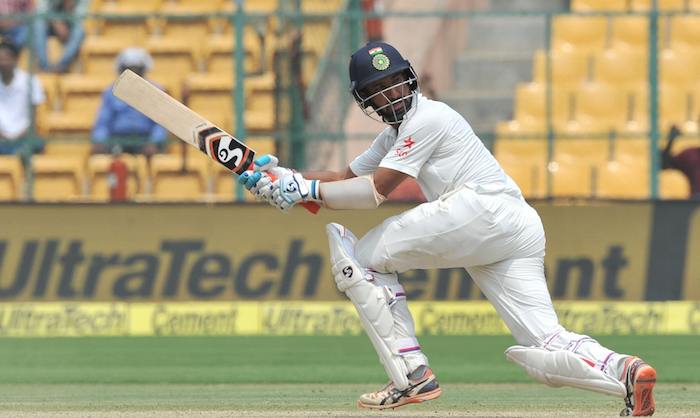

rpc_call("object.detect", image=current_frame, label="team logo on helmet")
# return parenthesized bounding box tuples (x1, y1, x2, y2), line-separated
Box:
(372, 53, 390, 71)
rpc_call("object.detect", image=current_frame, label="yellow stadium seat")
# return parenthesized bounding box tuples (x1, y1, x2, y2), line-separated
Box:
(554, 138, 611, 165)
(302, 0, 343, 12)
(246, 0, 278, 12)
(532, 49, 590, 88)
(670, 15, 700, 49)
(212, 137, 276, 200)
(614, 137, 650, 164)
(500, 160, 546, 198)
(0, 156, 24, 201)
(548, 159, 595, 197)
(31, 155, 85, 201)
(595, 160, 649, 199)
(36, 73, 59, 111)
(631, 0, 686, 10)
(156, 0, 222, 44)
(610, 16, 649, 52)
(79, 37, 129, 74)
(502, 82, 573, 134)
(575, 82, 628, 133)
(659, 169, 690, 199)
(692, 0, 700, 11)
(45, 75, 111, 135)
(94, 0, 161, 44)
(202, 34, 259, 74)
(183, 73, 235, 133)
(659, 84, 696, 132)
(660, 48, 700, 86)
(246, 72, 276, 132)
(146, 37, 200, 87)
(493, 138, 548, 165)
(162, 0, 222, 10)
(571, 0, 627, 11)
(595, 47, 647, 90)
(552, 16, 608, 55)
(87, 154, 148, 201)
(44, 142, 92, 163)
(150, 153, 210, 201)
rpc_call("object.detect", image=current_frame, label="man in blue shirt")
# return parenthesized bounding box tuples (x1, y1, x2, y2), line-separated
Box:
(91, 47, 167, 155)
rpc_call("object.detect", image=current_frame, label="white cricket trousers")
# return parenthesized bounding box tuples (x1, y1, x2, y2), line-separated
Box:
(355, 186, 627, 380)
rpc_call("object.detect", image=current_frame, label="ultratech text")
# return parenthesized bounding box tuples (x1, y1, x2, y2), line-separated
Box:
(0, 239, 322, 301)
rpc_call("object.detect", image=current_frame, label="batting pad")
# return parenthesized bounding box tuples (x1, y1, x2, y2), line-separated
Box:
(505, 345, 626, 398)
(326, 223, 410, 389)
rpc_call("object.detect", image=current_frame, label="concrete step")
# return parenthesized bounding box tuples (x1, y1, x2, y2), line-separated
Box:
(466, 15, 547, 52)
(453, 51, 534, 90)
(488, 0, 568, 11)
(441, 90, 515, 135)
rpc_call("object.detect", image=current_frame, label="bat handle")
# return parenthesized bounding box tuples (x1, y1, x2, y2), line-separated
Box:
(245, 165, 321, 215)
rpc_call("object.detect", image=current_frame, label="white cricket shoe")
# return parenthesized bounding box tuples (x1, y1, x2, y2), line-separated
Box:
(357, 365, 442, 410)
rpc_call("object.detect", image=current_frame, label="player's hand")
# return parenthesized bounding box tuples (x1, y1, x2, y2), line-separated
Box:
(239, 154, 292, 202)
(269, 172, 320, 212)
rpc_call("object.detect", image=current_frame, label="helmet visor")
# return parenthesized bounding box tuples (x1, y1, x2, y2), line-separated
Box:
(354, 69, 419, 124)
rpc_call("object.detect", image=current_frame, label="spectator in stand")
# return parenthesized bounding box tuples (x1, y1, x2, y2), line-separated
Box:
(92, 47, 167, 156)
(0, 39, 45, 156)
(661, 124, 700, 199)
(0, 0, 34, 48)
(33, 0, 87, 72)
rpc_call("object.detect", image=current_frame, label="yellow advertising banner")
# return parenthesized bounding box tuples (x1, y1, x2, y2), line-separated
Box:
(0, 201, 697, 301)
(1, 301, 699, 337)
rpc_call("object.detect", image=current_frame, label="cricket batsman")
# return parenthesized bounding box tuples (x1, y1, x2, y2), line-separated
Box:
(239, 41, 657, 416)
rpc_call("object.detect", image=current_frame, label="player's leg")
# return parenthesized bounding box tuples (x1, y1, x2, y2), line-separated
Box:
(325, 223, 441, 410)
(467, 257, 656, 416)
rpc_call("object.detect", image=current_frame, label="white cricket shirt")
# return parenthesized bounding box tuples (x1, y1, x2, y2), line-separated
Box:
(0, 68, 45, 139)
(350, 93, 522, 201)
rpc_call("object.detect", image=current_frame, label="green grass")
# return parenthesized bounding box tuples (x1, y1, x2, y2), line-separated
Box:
(0, 335, 696, 384)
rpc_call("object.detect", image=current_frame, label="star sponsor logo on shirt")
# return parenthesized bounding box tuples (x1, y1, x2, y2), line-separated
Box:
(395, 137, 415, 158)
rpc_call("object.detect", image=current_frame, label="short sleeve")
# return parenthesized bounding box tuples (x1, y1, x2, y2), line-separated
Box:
(349, 128, 394, 176)
(378, 113, 443, 177)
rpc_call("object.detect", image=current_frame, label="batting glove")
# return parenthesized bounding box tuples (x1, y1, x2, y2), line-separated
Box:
(238, 154, 292, 202)
(270, 172, 321, 212)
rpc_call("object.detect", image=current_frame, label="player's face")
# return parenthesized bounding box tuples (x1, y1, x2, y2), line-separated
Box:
(364, 72, 412, 124)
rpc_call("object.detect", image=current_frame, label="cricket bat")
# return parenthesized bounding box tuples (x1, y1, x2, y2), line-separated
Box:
(112, 69, 320, 214)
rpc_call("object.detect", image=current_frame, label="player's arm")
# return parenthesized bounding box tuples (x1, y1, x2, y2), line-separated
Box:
(303, 167, 357, 182)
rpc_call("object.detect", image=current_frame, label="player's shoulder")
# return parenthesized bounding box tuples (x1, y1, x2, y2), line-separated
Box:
(402, 95, 462, 132)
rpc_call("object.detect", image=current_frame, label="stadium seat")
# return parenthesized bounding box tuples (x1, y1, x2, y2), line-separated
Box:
(43, 142, 92, 168)
(659, 84, 696, 132)
(93, 0, 161, 44)
(670, 15, 700, 49)
(501, 82, 573, 134)
(36, 73, 60, 111)
(660, 48, 699, 87)
(302, 0, 343, 12)
(532, 49, 590, 88)
(0, 156, 24, 201)
(553, 138, 611, 165)
(212, 137, 276, 200)
(574, 82, 628, 133)
(614, 137, 650, 164)
(548, 159, 595, 198)
(595, 160, 649, 199)
(45, 74, 112, 135)
(493, 138, 548, 165)
(552, 16, 608, 55)
(146, 37, 200, 88)
(610, 16, 649, 52)
(183, 73, 235, 133)
(31, 155, 85, 201)
(87, 154, 148, 201)
(202, 34, 259, 75)
(79, 37, 131, 75)
(595, 47, 647, 91)
(156, 0, 222, 44)
(631, 0, 686, 10)
(571, 0, 627, 11)
(150, 153, 210, 201)
(246, 72, 276, 132)
(499, 160, 546, 198)
(659, 169, 690, 199)
(246, 0, 278, 12)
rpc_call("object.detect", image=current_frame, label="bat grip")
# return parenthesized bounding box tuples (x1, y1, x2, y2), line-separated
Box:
(246, 164, 321, 214)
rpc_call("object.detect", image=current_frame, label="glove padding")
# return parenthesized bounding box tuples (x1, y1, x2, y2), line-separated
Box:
(238, 154, 291, 202)
(270, 172, 320, 212)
